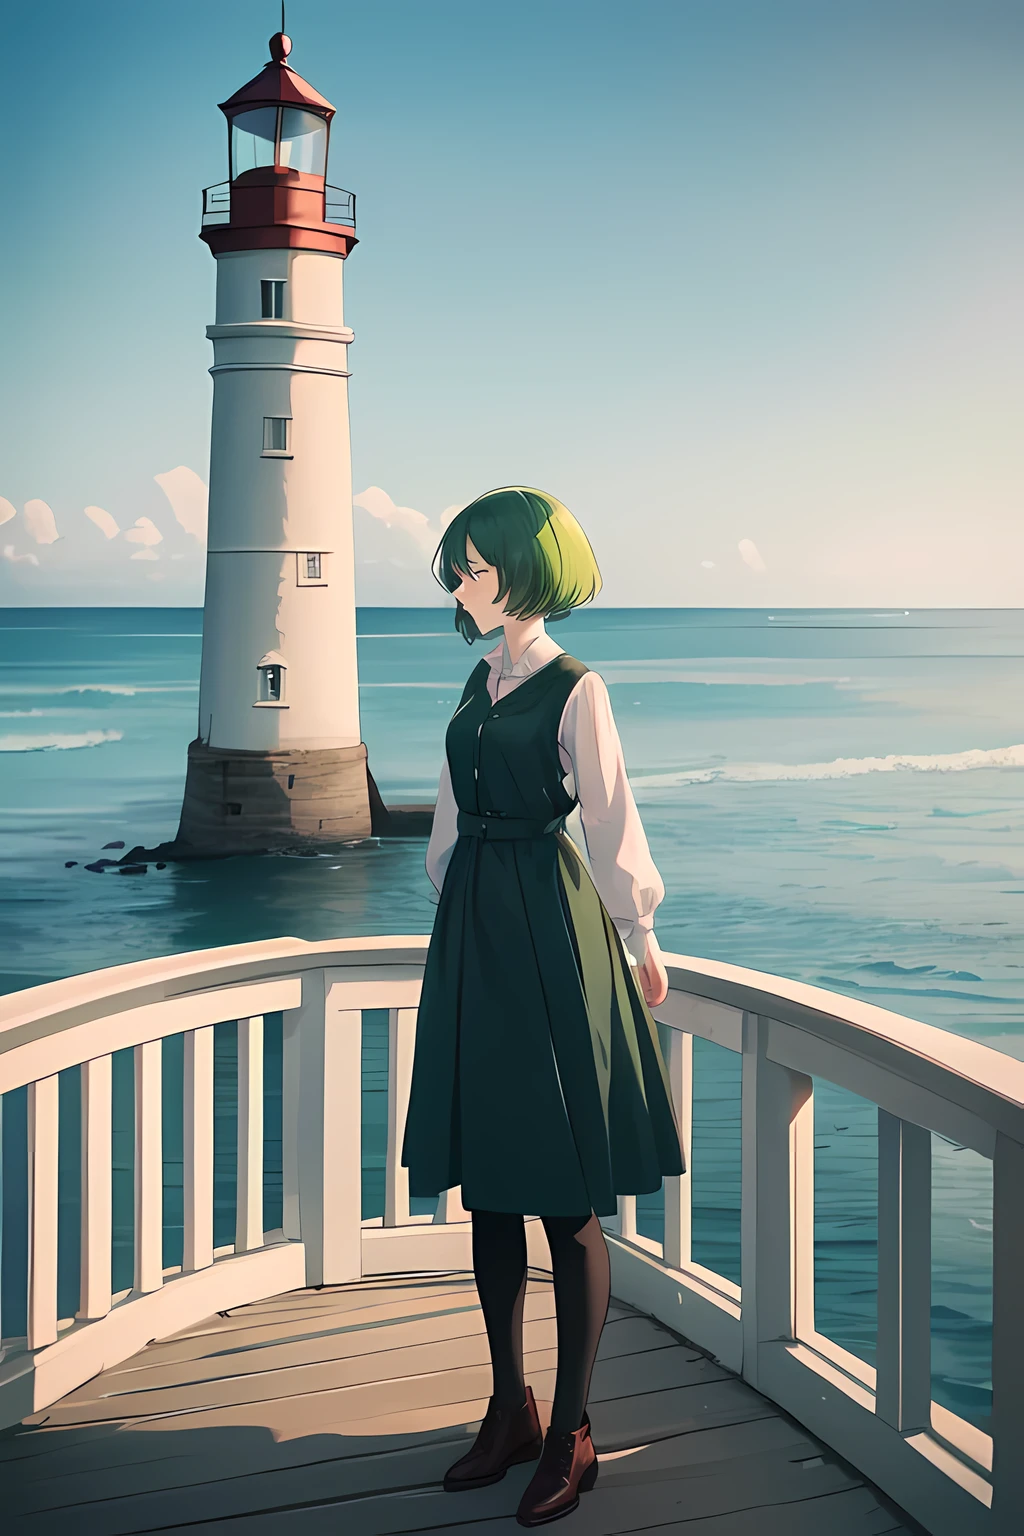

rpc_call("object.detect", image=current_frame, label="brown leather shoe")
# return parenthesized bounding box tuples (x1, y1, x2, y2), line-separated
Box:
(515, 1412, 599, 1526)
(443, 1386, 543, 1491)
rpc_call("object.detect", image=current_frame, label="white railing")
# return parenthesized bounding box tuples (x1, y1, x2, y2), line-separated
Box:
(0, 937, 1021, 1535)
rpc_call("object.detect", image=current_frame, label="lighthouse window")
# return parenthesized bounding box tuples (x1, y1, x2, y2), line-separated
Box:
(259, 665, 283, 702)
(261, 280, 286, 319)
(230, 107, 278, 179)
(279, 109, 328, 177)
(263, 416, 290, 453)
(306, 553, 321, 580)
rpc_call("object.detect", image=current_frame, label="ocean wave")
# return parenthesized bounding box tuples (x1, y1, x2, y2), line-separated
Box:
(0, 684, 198, 697)
(0, 708, 47, 718)
(602, 667, 855, 687)
(0, 729, 123, 753)
(630, 742, 1024, 787)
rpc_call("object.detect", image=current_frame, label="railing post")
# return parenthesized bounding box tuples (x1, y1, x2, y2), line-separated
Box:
(991, 1130, 1024, 1533)
(740, 1013, 814, 1389)
(27, 1076, 59, 1351)
(236, 1016, 264, 1253)
(282, 999, 301, 1242)
(663, 1027, 693, 1270)
(876, 1111, 932, 1433)
(384, 1007, 414, 1228)
(133, 1040, 163, 1296)
(78, 1055, 112, 1320)
(183, 1027, 214, 1273)
(295, 970, 362, 1285)
(617, 1195, 638, 1243)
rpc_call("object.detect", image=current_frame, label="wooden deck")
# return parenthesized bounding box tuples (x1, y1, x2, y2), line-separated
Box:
(1, 1271, 915, 1535)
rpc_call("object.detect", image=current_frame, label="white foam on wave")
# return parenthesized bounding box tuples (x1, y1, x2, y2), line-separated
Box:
(0, 729, 124, 753)
(631, 742, 1024, 787)
(0, 708, 48, 718)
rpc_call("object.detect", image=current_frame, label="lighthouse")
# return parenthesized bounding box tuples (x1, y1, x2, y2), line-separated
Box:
(176, 29, 375, 851)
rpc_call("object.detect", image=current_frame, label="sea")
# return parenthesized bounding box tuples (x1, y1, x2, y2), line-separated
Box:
(3, 604, 1023, 1435)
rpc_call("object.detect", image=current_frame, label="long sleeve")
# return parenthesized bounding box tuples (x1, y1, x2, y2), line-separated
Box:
(558, 670, 665, 967)
(425, 755, 459, 897)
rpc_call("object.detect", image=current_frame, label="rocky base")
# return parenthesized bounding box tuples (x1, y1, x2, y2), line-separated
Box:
(68, 745, 436, 870)
(115, 801, 435, 867)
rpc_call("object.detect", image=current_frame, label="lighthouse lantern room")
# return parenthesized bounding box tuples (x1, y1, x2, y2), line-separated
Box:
(176, 30, 373, 851)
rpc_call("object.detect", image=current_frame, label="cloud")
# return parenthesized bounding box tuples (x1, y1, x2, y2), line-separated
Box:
(155, 466, 208, 543)
(84, 504, 120, 539)
(739, 538, 766, 571)
(124, 516, 163, 548)
(354, 485, 440, 557)
(129, 547, 160, 561)
(0, 498, 15, 528)
(24, 499, 60, 544)
(3, 544, 40, 566)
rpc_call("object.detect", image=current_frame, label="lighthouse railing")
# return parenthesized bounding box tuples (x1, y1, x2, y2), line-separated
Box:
(0, 937, 1021, 1534)
(200, 181, 231, 228)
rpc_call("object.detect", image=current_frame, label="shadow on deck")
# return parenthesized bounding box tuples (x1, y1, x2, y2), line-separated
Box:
(1, 1271, 916, 1535)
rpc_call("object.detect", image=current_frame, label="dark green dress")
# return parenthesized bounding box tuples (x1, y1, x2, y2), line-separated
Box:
(401, 652, 685, 1218)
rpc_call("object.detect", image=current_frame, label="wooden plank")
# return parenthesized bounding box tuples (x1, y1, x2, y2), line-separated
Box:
(876, 1111, 932, 1433)
(66, 1307, 672, 1405)
(27, 1076, 59, 1351)
(6, 1420, 852, 1534)
(133, 1040, 162, 1296)
(43, 1443, 894, 1536)
(77, 1056, 112, 1320)
(235, 1015, 264, 1253)
(101, 1287, 635, 1384)
(6, 1404, 813, 1525)
(662, 1027, 692, 1269)
(383, 1007, 414, 1227)
(991, 1129, 1024, 1534)
(182, 1027, 214, 1273)
(49, 1317, 725, 1425)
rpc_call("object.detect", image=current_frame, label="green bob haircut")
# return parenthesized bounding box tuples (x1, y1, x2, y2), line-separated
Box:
(432, 486, 603, 643)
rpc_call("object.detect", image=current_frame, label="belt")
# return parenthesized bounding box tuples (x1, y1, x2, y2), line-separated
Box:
(457, 810, 566, 840)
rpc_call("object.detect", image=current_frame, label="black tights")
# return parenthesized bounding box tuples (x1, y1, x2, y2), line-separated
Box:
(470, 1208, 611, 1435)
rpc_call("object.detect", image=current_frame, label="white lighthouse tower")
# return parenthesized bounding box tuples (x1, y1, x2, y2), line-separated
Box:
(177, 28, 375, 851)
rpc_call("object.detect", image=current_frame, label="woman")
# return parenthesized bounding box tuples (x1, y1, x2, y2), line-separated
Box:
(401, 486, 684, 1527)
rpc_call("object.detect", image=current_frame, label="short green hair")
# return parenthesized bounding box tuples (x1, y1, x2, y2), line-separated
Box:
(433, 486, 603, 643)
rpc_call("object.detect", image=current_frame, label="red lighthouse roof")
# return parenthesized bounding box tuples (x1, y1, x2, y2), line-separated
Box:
(200, 31, 355, 259)
(219, 32, 336, 122)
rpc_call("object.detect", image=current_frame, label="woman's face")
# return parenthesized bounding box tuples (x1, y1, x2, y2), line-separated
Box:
(451, 536, 511, 633)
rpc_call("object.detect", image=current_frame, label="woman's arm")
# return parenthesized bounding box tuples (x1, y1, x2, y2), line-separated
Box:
(425, 755, 459, 896)
(559, 671, 666, 974)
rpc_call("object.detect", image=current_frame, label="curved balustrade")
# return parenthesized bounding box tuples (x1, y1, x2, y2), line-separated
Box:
(0, 937, 1021, 1535)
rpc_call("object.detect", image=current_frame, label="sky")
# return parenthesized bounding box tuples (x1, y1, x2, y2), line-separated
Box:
(2, 0, 1022, 608)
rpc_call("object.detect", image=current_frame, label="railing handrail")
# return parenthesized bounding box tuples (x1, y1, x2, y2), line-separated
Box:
(1, 938, 1020, 1531)
(3, 939, 1020, 1137)
(0, 935, 430, 1042)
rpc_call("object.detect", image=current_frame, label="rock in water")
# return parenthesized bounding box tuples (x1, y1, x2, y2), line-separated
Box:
(65, 861, 78, 868)
(102, 840, 126, 850)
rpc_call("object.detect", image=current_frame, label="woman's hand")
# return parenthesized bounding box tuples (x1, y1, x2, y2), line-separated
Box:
(637, 940, 669, 1008)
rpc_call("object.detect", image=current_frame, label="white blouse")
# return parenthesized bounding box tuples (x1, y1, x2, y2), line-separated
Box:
(425, 630, 665, 968)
